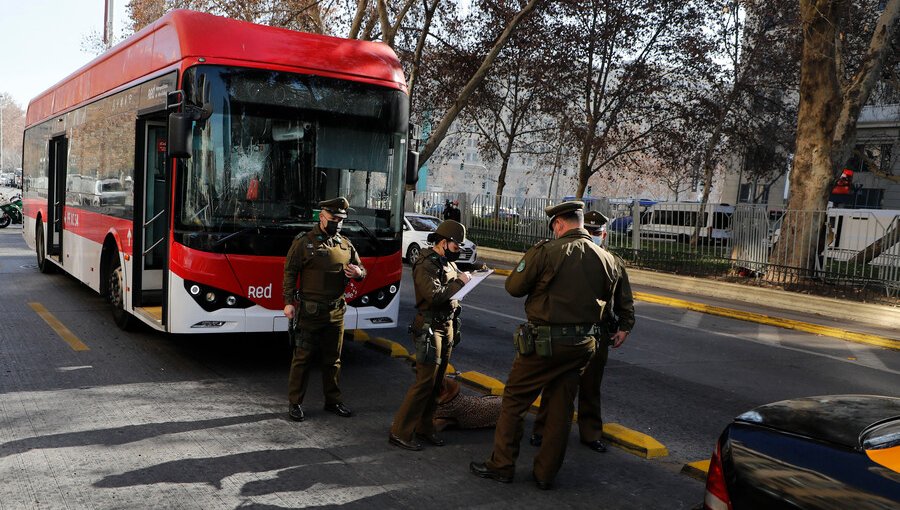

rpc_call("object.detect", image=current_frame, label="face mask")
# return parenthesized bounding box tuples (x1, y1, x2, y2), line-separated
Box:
(442, 241, 461, 262)
(324, 219, 342, 237)
(592, 236, 603, 246)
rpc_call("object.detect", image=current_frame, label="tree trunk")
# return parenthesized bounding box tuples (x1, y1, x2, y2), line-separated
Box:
(494, 153, 511, 219)
(417, 0, 542, 167)
(766, 0, 844, 283)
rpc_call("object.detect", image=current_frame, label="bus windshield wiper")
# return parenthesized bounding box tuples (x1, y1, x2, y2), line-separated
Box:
(342, 219, 379, 243)
(211, 226, 258, 247)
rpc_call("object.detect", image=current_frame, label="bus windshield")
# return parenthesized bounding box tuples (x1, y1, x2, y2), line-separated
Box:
(176, 66, 406, 254)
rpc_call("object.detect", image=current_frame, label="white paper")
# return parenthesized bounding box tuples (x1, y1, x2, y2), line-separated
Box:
(451, 269, 494, 301)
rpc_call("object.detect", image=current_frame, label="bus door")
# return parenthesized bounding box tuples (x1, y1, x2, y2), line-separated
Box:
(47, 136, 67, 261)
(132, 120, 169, 315)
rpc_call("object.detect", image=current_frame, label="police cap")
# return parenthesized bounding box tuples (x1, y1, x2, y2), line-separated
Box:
(319, 197, 350, 219)
(544, 200, 584, 222)
(584, 210, 609, 228)
(429, 219, 466, 244)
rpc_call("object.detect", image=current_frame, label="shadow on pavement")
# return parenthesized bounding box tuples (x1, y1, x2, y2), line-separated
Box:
(0, 412, 280, 459)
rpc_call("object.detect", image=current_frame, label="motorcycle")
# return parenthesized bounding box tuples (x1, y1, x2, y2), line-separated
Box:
(0, 198, 23, 228)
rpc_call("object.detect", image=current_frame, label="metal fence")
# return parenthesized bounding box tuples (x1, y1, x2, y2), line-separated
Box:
(410, 192, 900, 305)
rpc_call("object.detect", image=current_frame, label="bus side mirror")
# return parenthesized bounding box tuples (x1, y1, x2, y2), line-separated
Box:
(406, 150, 419, 186)
(167, 112, 192, 159)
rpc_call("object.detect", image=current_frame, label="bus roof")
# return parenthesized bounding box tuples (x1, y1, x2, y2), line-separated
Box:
(26, 9, 407, 127)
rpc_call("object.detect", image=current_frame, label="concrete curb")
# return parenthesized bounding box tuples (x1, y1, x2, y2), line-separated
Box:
(680, 460, 710, 481)
(601, 423, 669, 459)
(364, 337, 410, 358)
(457, 371, 505, 395)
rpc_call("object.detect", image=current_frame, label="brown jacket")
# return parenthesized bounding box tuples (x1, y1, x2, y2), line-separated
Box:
(506, 228, 618, 325)
(412, 246, 464, 315)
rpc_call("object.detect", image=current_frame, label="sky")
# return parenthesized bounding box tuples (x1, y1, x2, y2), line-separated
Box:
(0, 0, 131, 108)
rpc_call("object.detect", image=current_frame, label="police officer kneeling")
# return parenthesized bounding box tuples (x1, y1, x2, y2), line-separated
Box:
(283, 197, 366, 422)
(470, 201, 619, 490)
(389, 220, 470, 451)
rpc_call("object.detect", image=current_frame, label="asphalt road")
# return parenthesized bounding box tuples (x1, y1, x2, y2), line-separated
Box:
(1, 223, 899, 509)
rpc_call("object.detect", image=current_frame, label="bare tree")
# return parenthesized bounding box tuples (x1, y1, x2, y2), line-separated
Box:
(462, 15, 556, 214)
(550, 0, 714, 199)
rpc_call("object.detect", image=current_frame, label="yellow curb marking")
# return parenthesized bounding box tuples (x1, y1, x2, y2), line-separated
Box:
(681, 460, 711, 481)
(457, 371, 505, 395)
(352, 329, 371, 342)
(633, 291, 899, 351)
(601, 423, 668, 459)
(28, 302, 89, 352)
(365, 337, 410, 358)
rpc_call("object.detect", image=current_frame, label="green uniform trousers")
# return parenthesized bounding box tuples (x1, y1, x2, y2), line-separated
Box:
(534, 341, 610, 443)
(486, 339, 595, 482)
(391, 318, 454, 441)
(287, 314, 345, 406)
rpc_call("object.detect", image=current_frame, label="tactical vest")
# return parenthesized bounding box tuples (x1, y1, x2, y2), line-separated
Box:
(299, 231, 351, 302)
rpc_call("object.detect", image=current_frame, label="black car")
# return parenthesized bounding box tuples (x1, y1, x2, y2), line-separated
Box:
(704, 395, 900, 510)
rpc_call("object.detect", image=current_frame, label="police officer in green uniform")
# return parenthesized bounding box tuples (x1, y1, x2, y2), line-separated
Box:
(389, 220, 471, 451)
(470, 201, 619, 490)
(283, 197, 366, 422)
(530, 210, 635, 453)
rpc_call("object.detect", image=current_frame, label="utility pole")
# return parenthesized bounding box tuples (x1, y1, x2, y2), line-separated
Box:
(103, 0, 115, 49)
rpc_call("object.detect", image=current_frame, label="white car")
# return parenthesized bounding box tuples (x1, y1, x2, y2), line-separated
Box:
(402, 213, 478, 264)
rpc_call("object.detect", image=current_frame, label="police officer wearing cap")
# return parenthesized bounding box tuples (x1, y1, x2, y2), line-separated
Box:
(389, 219, 471, 451)
(530, 209, 635, 453)
(470, 201, 619, 490)
(283, 197, 366, 422)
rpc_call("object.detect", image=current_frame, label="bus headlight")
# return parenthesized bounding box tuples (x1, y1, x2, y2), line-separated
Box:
(183, 280, 255, 312)
(348, 282, 400, 310)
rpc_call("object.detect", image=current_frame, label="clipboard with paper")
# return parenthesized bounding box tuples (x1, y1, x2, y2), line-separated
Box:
(451, 269, 494, 300)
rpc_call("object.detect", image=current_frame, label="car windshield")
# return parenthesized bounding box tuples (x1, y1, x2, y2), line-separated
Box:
(101, 181, 123, 192)
(408, 215, 441, 232)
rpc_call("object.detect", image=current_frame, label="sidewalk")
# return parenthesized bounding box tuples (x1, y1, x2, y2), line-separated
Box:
(477, 247, 900, 347)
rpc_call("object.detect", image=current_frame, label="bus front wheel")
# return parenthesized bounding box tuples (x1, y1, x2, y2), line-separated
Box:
(107, 260, 133, 330)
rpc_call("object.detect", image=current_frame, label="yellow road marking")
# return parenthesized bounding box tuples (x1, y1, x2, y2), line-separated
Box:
(28, 302, 89, 351)
(492, 268, 512, 276)
(681, 460, 711, 481)
(633, 292, 899, 350)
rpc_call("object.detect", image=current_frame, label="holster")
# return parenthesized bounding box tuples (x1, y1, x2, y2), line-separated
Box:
(534, 326, 553, 358)
(514, 322, 536, 356)
(409, 323, 439, 365)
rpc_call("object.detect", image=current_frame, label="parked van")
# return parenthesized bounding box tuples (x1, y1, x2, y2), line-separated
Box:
(826, 208, 900, 264)
(641, 202, 734, 244)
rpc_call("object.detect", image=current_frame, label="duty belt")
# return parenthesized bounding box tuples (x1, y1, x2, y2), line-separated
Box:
(420, 308, 457, 322)
(534, 323, 600, 345)
(295, 293, 345, 310)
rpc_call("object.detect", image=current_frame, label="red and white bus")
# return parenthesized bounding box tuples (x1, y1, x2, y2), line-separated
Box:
(22, 10, 415, 333)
